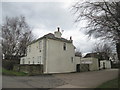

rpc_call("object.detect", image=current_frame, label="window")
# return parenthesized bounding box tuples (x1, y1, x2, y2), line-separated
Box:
(22, 59, 25, 64)
(28, 45, 31, 52)
(37, 56, 39, 64)
(37, 56, 41, 64)
(28, 61, 30, 64)
(39, 41, 42, 52)
(33, 61, 34, 64)
(63, 43, 66, 50)
(71, 57, 74, 63)
(32, 57, 34, 64)
(40, 56, 41, 64)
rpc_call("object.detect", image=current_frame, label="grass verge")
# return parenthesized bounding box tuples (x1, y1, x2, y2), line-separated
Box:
(2, 68, 28, 76)
(97, 78, 119, 88)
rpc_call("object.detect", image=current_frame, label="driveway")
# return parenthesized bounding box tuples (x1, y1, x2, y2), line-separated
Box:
(53, 69, 118, 88)
(2, 69, 118, 88)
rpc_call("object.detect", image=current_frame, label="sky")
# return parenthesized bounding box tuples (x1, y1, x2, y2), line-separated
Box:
(1, 0, 100, 55)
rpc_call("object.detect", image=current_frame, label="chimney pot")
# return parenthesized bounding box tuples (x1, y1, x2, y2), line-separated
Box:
(70, 36, 72, 40)
(57, 27, 60, 32)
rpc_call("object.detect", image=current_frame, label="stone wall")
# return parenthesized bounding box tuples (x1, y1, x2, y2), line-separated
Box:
(13, 64, 43, 75)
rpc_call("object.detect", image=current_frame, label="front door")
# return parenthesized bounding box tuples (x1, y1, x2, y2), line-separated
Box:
(76, 64, 80, 72)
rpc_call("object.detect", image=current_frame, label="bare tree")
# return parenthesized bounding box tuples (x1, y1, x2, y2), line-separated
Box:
(93, 42, 112, 60)
(2, 16, 33, 57)
(75, 49, 82, 57)
(72, 1, 120, 62)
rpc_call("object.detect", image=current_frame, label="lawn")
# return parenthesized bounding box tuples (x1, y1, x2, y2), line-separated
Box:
(97, 78, 119, 88)
(2, 68, 28, 76)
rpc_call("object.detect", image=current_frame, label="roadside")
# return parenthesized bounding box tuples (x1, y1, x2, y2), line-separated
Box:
(97, 78, 119, 88)
(2, 68, 28, 76)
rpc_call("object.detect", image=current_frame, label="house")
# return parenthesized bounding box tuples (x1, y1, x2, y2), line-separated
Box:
(84, 52, 111, 70)
(18, 27, 110, 74)
(20, 27, 76, 74)
(84, 52, 109, 60)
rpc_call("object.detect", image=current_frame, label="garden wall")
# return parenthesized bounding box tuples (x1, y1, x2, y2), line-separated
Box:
(13, 64, 43, 75)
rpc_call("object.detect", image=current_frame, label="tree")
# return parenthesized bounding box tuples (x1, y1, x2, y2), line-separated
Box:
(2, 16, 33, 57)
(72, 1, 120, 63)
(75, 49, 82, 57)
(92, 42, 112, 60)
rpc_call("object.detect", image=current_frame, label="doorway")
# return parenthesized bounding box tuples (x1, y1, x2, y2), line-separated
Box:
(76, 64, 80, 72)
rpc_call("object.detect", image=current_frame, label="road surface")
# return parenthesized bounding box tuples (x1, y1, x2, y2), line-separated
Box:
(2, 69, 118, 88)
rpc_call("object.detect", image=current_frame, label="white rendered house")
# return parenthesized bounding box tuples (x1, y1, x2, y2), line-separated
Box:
(20, 27, 76, 74)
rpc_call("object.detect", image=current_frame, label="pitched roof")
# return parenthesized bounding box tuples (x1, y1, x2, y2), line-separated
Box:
(28, 33, 72, 45)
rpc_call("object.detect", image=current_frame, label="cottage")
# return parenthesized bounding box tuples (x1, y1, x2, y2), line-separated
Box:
(20, 27, 76, 74)
(84, 52, 111, 70)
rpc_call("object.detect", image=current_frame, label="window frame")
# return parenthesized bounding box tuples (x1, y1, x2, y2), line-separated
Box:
(63, 43, 66, 51)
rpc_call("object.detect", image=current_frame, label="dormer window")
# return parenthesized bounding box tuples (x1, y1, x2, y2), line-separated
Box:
(63, 43, 66, 50)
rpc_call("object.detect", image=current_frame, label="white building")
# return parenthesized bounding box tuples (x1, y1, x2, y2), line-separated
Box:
(100, 60, 111, 69)
(20, 27, 76, 74)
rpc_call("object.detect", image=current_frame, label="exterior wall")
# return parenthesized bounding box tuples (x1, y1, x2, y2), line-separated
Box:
(80, 58, 99, 71)
(100, 60, 111, 69)
(89, 58, 99, 71)
(13, 64, 43, 75)
(20, 39, 45, 65)
(75, 56, 81, 64)
(45, 39, 76, 73)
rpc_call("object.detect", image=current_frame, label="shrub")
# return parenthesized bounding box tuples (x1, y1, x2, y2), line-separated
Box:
(2, 60, 19, 70)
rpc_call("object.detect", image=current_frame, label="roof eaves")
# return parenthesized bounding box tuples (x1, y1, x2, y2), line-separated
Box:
(27, 36, 46, 46)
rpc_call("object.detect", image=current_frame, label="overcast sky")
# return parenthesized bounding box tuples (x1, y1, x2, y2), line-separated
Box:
(1, 0, 99, 55)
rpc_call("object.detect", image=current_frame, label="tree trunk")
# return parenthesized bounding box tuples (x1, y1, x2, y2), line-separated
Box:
(116, 42, 120, 87)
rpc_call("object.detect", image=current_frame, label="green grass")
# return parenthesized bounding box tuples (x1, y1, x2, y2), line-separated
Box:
(97, 78, 119, 88)
(2, 68, 28, 76)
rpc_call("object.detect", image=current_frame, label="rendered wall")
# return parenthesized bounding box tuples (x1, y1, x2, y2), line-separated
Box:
(80, 58, 99, 71)
(20, 39, 45, 65)
(45, 39, 76, 73)
(100, 60, 111, 69)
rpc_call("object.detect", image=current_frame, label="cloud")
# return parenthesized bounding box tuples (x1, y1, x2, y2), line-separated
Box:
(62, 29, 97, 53)
(2, 2, 98, 54)
(2, 2, 74, 30)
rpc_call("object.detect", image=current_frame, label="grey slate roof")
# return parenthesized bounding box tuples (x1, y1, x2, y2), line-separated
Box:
(28, 33, 72, 46)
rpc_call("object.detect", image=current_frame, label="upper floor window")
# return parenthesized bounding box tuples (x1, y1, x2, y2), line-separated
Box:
(63, 43, 66, 50)
(39, 41, 42, 52)
(28, 45, 31, 52)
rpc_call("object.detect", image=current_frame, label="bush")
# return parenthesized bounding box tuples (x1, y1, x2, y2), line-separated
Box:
(2, 60, 19, 70)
